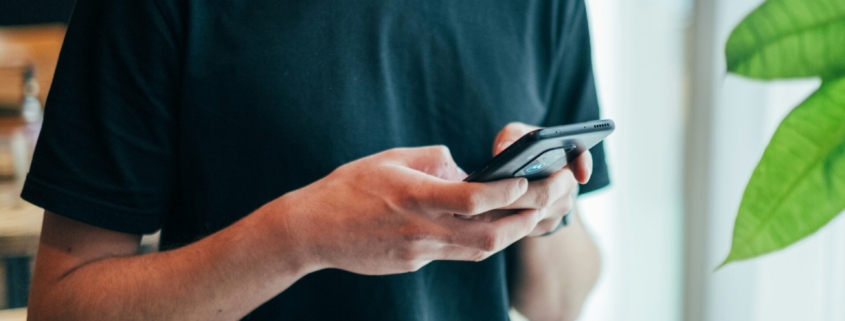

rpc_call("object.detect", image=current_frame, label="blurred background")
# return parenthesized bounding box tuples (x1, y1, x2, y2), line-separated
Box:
(0, 0, 840, 320)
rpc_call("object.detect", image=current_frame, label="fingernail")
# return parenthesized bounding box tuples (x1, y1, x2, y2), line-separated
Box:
(579, 168, 592, 184)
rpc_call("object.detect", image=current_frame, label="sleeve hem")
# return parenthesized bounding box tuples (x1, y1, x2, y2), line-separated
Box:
(21, 174, 163, 235)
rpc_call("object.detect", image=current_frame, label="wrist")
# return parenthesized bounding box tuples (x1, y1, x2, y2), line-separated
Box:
(255, 191, 327, 276)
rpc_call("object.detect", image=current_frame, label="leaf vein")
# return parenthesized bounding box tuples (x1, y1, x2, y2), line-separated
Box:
(730, 13, 845, 72)
(735, 83, 845, 254)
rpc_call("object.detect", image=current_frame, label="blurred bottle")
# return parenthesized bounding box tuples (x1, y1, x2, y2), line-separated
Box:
(21, 65, 42, 123)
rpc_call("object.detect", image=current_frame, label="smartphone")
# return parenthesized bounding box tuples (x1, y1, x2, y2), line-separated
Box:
(464, 119, 615, 183)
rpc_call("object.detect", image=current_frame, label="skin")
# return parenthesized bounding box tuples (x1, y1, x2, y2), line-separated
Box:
(27, 122, 600, 321)
(494, 123, 602, 321)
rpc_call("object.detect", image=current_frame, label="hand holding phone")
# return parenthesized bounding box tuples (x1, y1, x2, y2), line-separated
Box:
(465, 120, 614, 183)
(462, 120, 614, 236)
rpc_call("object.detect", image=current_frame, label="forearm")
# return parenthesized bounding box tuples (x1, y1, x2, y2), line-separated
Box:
(510, 206, 601, 321)
(29, 199, 317, 321)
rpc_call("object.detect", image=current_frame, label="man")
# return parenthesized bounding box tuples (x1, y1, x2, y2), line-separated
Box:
(23, 0, 608, 320)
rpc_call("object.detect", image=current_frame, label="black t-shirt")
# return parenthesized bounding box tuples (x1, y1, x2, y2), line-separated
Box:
(22, 0, 609, 320)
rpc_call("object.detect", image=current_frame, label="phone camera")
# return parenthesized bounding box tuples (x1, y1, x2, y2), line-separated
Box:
(524, 162, 546, 174)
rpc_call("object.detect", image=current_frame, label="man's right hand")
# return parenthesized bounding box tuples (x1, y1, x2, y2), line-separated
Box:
(27, 145, 539, 321)
(268, 146, 541, 275)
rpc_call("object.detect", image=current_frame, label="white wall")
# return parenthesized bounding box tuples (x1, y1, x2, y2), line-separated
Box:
(579, 0, 690, 320)
(568, 1, 845, 320)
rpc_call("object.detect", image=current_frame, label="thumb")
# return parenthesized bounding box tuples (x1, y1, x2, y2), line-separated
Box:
(569, 150, 594, 184)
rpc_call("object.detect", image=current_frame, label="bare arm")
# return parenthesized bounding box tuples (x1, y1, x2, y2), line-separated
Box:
(29, 206, 312, 321)
(509, 206, 601, 321)
(488, 123, 602, 320)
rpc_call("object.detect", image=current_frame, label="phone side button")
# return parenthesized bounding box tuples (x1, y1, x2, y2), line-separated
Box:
(538, 129, 558, 138)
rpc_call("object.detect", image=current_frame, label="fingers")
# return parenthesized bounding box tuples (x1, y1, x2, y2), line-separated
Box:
(385, 144, 587, 217)
(528, 217, 565, 237)
(402, 212, 538, 262)
(493, 122, 539, 155)
(491, 150, 592, 210)
(569, 150, 594, 184)
(492, 123, 594, 184)
(446, 209, 540, 252)
(419, 178, 528, 215)
(454, 209, 517, 222)
(502, 168, 577, 210)
(406, 243, 487, 262)
(392, 214, 534, 264)
(383, 145, 530, 215)
(401, 242, 508, 263)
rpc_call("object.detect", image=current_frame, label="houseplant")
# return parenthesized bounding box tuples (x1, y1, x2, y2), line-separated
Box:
(722, 0, 845, 266)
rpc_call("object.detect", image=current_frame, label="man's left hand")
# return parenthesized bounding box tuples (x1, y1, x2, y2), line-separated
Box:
(485, 122, 593, 237)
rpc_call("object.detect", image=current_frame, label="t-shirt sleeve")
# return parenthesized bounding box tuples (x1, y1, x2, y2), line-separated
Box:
(21, 0, 182, 234)
(542, 0, 609, 195)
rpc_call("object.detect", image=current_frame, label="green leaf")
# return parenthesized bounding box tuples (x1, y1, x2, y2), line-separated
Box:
(725, 0, 845, 80)
(721, 77, 845, 266)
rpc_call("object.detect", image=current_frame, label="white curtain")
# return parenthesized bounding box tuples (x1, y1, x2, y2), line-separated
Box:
(579, 0, 845, 320)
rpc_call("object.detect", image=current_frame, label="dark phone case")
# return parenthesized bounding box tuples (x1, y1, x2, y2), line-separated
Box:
(464, 120, 615, 183)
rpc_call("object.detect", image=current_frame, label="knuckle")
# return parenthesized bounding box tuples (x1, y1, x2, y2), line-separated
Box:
(471, 250, 490, 262)
(400, 261, 417, 272)
(480, 232, 501, 252)
(431, 145, 451, 159)
(459, 190, 482, 214)
(501, 184, 520, 203)
(536, 208, 548, 220)
(539, 220, 558, 234)
(393, 192, 421, 211)
(403, 260, 427, 273)
(534, 187, 552, 208)
(395, 246, 419, 262)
